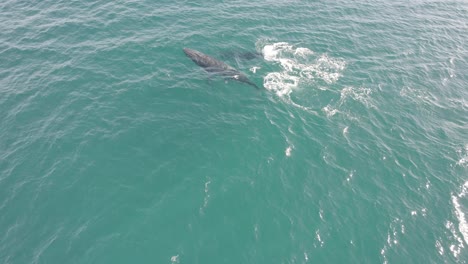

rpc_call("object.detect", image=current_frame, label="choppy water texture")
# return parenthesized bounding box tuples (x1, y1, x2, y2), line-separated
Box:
(1, 1, 468, 263)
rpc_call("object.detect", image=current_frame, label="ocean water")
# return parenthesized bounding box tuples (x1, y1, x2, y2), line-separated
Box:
(1, 0, 467, 263)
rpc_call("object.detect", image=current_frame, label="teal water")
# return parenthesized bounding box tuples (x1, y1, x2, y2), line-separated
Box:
(1, 1, 467, 263)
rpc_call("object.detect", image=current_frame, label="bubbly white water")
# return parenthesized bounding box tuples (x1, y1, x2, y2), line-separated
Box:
(261, 42, 346, 97)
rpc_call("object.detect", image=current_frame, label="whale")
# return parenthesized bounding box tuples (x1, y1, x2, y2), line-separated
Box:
(220, 50, 263, 60)
(183, 48, 259, 89)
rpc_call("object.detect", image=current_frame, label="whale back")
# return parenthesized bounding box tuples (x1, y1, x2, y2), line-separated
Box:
(183, 48, 234, 73)
(183, 48, 259, 89)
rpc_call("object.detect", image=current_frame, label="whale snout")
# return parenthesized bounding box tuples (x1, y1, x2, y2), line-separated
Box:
(183, 48, 191, 55)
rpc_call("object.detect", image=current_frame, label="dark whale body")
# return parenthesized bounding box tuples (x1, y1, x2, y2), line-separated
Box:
(183, 48, 259, 89)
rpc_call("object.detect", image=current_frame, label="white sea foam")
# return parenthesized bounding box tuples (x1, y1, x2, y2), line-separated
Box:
(263, 72, 299, 96)
(435, 240, 445, 255)
(446, 220, 465, 258)
(249, 66, 260, 73)
(261, 41, 346, 109)
(285, 146, 293, 157)
(452, 181, 468, 246)
(171, 255, 179, 263)
(315, 229, 324, 247)
(459, 157, 468, 167)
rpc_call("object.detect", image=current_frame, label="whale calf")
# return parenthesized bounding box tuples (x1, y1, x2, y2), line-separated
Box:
(183, 48, 259, 89)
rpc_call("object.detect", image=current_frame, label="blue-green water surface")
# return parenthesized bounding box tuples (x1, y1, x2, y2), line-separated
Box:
(1, 1, 467, 263)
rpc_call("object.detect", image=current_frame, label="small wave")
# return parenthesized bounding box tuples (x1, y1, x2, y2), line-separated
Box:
(199, 177, 211, 214)
(339, 86, 374, 108)
(320, 86, 374, 119)
(456, 144, 468, 167)
(322, 105, 340, 118)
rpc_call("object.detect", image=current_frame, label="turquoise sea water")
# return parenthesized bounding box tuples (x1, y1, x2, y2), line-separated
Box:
(1, 1, 467, 263)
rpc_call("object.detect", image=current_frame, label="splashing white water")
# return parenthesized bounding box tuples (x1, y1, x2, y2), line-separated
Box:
(261, 42, 346, 97)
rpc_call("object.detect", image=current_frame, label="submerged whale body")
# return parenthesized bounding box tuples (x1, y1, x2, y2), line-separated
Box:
(183, 48, 259, 89)
(220, 51, 263, 60)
